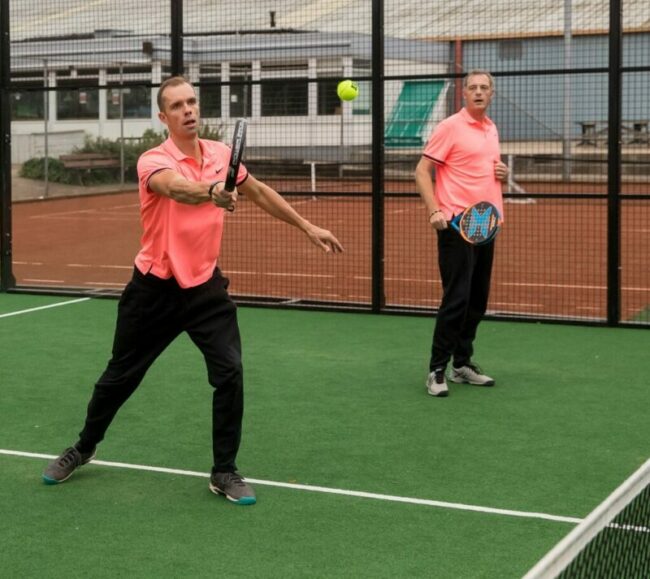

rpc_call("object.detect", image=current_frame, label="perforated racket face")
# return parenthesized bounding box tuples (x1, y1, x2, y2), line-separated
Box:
(456, 201, 500, 245)
(225, 119, 247, 192)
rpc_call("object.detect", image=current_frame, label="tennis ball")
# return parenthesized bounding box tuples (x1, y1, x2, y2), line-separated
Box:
(337, 80, 359, 102)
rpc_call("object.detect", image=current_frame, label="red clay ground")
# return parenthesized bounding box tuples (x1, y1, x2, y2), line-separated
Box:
(9, 182, 650, 323)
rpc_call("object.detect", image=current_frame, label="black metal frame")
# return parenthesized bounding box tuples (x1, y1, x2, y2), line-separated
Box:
(607, 0, 622, 326)
(0, 0, 15, 291)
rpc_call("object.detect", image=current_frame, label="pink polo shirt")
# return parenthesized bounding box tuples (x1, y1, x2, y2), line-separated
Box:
(135, 137, 248, 288)
(423, 107, 503, 222)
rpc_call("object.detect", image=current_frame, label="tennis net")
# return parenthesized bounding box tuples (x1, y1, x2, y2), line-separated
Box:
(524, 458, 650, 579)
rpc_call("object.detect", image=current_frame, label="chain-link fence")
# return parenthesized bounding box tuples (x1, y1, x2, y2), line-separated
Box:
(1, 0, 648, 326)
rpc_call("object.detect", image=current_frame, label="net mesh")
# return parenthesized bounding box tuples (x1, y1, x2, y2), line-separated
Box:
(558, 486, 650, 578)
(2, 0, 650, 324)
(525, 460, 650, 579)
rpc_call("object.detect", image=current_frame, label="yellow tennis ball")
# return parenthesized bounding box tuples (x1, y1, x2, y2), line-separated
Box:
(337, 80, 359, 102)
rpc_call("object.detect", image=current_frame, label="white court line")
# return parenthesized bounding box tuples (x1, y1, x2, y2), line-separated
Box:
(68, 263, 132, 270)
(22, 278, 65, 284)
(497, 282, 650, 292)
(228, 271, 334, 279)
(0, 297, 90, 319)
(33, 215, 138, 222)
(490, 301, 542, 308)
(29, 203, 140, 220)
(30, 208, 102, 219)
(227, 219, 285, 225)
(0, 449, 582, 525)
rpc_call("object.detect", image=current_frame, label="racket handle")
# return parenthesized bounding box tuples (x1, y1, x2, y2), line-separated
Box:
(224, 171, 236, 193)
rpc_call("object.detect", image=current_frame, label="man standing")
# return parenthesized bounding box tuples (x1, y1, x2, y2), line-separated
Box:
(43, 76, 343, 504)
(415, 70, 507, 397)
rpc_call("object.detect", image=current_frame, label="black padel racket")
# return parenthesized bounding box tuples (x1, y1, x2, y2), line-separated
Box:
(450, 201, 501, 245)
(224, 118, 247, 211)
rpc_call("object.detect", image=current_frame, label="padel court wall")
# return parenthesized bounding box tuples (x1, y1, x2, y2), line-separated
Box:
(1, 0, 649, 327)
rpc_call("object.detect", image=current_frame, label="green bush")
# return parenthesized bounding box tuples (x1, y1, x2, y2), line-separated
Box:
(19, 123, 224, 186)
(20, 157, 75, 184)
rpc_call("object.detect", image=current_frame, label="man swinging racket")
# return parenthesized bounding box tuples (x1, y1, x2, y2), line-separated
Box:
(43, 76, 344, 505)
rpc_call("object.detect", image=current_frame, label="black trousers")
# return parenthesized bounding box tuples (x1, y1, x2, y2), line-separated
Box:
(430, 227, 495, 371)
(78, 267, 243, 473)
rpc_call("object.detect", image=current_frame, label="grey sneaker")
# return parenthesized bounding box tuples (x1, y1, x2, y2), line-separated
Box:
(42, 446, 97, 485)
(209, 471, 256, 505)
(450, 364, 495, 386)
(426, 368, 449, 397)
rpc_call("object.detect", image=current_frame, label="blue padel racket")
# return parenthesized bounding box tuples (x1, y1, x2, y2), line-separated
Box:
(224, 118, 247, 211)
(450, 201, 501, 245)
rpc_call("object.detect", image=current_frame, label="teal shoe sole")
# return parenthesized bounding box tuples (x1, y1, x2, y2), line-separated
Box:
(233, 496, 256, 506)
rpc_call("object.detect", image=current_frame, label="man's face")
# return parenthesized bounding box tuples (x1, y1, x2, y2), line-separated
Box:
(158, 82, 200, 137)
(463, 74, 494, 115)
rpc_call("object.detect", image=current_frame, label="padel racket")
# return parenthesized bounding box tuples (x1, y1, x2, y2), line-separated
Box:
(223, 118, 247, 211)
(450, 201, 501, 245)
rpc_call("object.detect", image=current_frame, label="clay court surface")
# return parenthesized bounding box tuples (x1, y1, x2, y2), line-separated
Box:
(10, 179, 650, 322)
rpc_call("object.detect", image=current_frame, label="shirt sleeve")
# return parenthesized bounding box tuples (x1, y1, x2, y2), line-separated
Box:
(137, 148, 176, 193)
(422, 118, 454, 166)
(235, 163, 249, 187)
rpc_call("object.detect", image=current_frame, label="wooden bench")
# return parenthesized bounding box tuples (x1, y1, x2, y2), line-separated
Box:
(60, 153, 120, 170)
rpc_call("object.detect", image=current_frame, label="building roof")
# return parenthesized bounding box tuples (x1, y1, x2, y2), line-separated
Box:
(10, 32, 448, 71)
(9, 0, 650, 43)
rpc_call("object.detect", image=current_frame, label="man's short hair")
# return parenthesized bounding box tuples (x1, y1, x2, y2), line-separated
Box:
(463, 69, 495, 89)
(157, 76, 192, 112)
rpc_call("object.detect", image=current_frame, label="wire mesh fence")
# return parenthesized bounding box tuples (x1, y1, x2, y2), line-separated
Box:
(1, 0, 649, 325)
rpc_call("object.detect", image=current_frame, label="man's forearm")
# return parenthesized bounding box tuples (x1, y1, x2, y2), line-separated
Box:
(163, 175, 212, 205)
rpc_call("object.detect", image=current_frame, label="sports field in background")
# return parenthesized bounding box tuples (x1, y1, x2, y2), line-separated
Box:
(1, 293, 648, 578)
(10, 185, 650, 323)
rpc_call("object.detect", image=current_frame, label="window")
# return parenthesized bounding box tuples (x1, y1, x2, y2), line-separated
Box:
(200, 85, 221, 118)
(11, 86, 45, 121)
(261, 79, 308, 116)
(352, 60, 371, 115)
(199, 65, 222, 118)
(318, 78, 340, 115)
(107, 85, 151, 119)
(11, 71, 47, 121)
(57, 87, 99, 119)
(499, 40, 523, 60)
(57, 74, 99, 120)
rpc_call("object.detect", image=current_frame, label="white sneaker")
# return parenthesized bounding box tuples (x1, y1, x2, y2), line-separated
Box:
(426, 369, 449, 397)
(450, 364, 495, 386)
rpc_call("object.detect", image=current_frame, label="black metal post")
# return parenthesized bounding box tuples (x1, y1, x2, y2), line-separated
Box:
(170, 0, 184, 76)
(371, 0, 385, 312)
(607, 0, 622, 325)
(0, 0, 16, 290)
